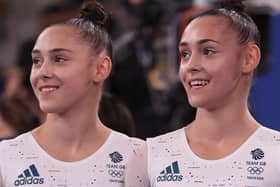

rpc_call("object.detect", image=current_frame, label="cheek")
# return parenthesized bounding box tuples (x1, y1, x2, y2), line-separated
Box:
(66, 71, 93, 90)
(29, 69, 37, 89)
(179, 64, 187, 83)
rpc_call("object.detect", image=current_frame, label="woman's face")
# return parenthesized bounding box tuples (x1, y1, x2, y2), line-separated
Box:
(30, 25, 98, 114)
(179, 15, 247, 110)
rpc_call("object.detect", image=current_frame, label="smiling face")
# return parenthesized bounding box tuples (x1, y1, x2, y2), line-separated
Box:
(30, 25, 102, 114)
(179, 15, 249, 110)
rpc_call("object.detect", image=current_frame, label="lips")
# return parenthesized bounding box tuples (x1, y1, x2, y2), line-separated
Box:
(189, 79, 209, 88)
(38, 85, 59, 94)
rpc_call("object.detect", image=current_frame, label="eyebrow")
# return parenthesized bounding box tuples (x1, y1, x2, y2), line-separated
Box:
(179, 39, 221, 48)
(31, 48, 73, 55)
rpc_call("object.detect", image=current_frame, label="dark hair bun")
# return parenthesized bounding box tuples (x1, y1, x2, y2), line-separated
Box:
(79, 0, 108, 27)
(218, 0, 246, 13)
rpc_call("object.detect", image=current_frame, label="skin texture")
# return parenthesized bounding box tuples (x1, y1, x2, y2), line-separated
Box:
(31, 26, 98, 114)
(179, 16, 247, 111)
(179, 15, 261, 160)
(30, 25, 112, 162)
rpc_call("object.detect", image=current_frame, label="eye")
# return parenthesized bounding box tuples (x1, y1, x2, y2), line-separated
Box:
(203, 48, 216, 56)
(180, 50, 191, 59)
(54, 56, 66, 63)
(32, 57, 42, 65)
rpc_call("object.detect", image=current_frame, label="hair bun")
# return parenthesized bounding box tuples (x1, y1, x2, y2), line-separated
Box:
(218, 0, 246, 13)
(79, 0, 108, 27)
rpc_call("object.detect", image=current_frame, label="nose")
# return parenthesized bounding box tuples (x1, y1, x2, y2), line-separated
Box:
(186, 52, 202, 73)
(36, 61, 54, 79)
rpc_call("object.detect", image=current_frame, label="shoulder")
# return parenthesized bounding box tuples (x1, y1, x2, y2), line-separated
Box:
(0, 132, 31, 151)
(120, 133, 148, 187)
(260, 125, 280, 135)
(0, 132, 32, 165)
(248, 126, 280, 161)
(250, 126, 280, 168)
(108, 131, 146, 157)
(146, 128, 186, 160)
(109, 130, 146, 161)
(256, 126, 280, 145)
(147, 128, 185, 147)
(106, 131, 149, 186)
(111, 130, 145, 146)
(257, 126, 280, 144)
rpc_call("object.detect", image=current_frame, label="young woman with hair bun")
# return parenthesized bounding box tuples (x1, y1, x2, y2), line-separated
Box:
(125, 0, 280, 186)
(0, 1, 145, 186)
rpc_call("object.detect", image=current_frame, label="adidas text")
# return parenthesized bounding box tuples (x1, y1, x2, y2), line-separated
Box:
(14, 177, 44, 186)
(157, 174, 183, 182)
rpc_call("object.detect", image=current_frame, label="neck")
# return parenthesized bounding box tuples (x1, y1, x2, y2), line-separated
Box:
(189, 102, 259, 141)
(32, 112, 111, 162)
(46, 114, 100, 139)
(192, 77, 259, 139)
(42, 88, 102, 137)
(33, 99, 109, 148)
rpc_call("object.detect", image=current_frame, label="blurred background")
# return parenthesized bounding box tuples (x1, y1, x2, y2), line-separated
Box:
(0, 0, 280, 140)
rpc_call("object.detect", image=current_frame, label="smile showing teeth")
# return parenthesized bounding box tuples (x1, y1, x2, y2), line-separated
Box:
(190, 80, 209, 87)
(40, 87, 58, 92)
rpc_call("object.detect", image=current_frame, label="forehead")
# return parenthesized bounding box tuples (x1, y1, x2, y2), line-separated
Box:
(180, 15, 237, 44)
(34, 25, 89, 51)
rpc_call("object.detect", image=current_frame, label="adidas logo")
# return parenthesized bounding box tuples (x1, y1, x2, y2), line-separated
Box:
(157, 161, 183, 182)
(14, 164, 44, 186)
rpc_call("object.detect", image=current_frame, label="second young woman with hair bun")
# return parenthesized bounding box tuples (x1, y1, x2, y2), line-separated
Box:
(0, 1, 147, 186)
(125, 0, 280, 186)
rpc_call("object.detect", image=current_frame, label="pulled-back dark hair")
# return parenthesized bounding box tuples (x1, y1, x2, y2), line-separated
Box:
(58, 0, 112, 58)
(189, 0, 260, 47)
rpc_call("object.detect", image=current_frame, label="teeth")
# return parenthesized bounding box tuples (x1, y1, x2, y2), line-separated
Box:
(41, 87, 57, 92)
(190, 80, 209, 87)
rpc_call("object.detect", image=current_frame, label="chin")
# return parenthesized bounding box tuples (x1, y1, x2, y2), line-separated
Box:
(189, 101, 201, 108)
(188, 97, 209, 108)
(39, 103, 63, 114)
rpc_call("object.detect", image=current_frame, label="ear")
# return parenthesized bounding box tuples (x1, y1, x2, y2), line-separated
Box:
(92, 55, 112, 84)
(242, 43, 261, 75)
